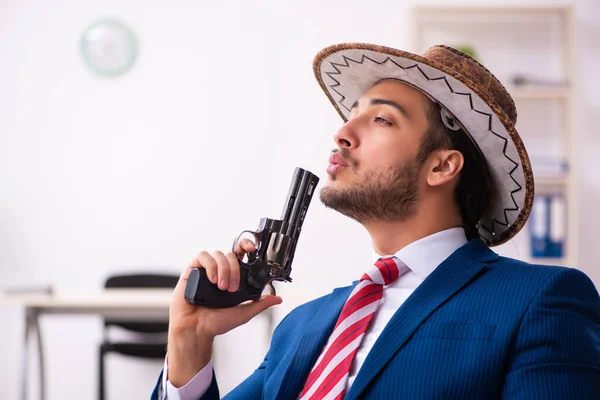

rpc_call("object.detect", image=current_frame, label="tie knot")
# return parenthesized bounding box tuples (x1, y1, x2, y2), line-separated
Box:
(361, 257, 401, 285)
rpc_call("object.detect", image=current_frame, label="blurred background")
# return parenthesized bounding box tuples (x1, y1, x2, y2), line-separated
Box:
(1, 0, 598, 399)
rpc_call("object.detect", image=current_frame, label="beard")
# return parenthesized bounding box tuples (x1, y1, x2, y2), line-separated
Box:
(319, 152, 423, 224)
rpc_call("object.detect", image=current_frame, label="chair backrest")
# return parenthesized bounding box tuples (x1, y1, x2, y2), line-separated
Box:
(104, 272, 179, 334)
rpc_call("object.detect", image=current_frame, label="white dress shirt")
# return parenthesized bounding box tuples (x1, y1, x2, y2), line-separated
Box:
(160, 227, 468, 399)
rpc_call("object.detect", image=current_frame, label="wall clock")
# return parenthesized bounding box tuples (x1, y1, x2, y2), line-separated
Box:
(80, 18, 138, 77)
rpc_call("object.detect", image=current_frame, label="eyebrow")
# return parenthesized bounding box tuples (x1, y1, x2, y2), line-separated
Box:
(351, 98, 411, 120)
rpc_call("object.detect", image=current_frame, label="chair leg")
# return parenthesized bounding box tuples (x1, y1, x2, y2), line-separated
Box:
(99, 345, 105, 400)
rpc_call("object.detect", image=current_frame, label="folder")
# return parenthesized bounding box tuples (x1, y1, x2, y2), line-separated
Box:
(548, 194, 566, 258)
(530, 194, 549, 258)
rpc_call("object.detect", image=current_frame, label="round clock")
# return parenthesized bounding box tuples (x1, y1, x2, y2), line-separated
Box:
(80, 18, 138, 77)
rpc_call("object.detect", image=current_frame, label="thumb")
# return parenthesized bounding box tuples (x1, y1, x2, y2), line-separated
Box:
(237, 295, 282, 323)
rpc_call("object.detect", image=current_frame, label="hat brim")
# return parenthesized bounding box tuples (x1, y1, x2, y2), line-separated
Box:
(313, 43, 534, 247)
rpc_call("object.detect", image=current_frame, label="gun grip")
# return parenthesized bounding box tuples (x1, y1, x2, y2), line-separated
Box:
(184, 266, 263, 308)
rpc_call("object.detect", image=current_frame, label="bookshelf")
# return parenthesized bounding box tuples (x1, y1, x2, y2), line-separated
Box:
(410, 5, 578, 268)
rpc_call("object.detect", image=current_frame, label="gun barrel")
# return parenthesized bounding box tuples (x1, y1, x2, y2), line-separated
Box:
(284, 168, 319, 238)
(280, 168, 303, 223)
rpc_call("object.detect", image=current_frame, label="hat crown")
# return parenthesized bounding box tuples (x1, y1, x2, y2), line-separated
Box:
(423, 45, 517, 125)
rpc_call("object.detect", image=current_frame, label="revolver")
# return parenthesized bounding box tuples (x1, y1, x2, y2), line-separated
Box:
(184, 167, 320, 308)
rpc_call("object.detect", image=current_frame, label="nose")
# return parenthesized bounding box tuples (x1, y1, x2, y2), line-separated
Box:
(333, 117, 359, 149)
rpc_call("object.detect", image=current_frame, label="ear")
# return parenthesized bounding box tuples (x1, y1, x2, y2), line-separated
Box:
(426, 150, 464, 187)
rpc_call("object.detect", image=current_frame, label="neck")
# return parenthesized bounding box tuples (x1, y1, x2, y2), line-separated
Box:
(362, 197, 462, 255)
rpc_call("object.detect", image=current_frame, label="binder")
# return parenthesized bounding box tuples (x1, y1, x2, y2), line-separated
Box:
(529, 193, 567, 259)
(548, 194, 566, 258)
(530, 194, 549, 258)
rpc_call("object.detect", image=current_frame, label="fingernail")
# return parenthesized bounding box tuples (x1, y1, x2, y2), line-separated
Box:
(229, 280, 238, 291)
(219, 279, 228, 289)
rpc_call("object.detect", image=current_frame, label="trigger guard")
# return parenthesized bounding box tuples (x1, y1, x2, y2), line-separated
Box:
(232, 230, 260, 261)
(267, 282, 276, 296)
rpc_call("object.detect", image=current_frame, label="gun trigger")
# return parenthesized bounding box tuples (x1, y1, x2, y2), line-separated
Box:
(267, 282, 276, 296)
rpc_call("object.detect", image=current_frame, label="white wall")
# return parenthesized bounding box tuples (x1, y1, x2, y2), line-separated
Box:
(1, 0, 598, 399)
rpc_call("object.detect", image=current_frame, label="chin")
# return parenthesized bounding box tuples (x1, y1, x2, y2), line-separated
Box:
(328, 167, 351, 181)
(326, 173, 347, 185)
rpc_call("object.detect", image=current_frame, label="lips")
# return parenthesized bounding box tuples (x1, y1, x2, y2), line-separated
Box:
(327, 152, 348, 175)
(329, 153, 347, 167)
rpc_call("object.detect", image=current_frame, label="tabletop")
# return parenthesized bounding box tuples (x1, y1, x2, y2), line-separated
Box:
(0, 288, 174, 319)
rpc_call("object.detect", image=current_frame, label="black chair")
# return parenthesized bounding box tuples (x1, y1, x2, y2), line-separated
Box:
(99, 273, 179, 400)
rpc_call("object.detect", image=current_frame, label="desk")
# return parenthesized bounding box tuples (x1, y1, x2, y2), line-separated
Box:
(0, 289, 173, 400)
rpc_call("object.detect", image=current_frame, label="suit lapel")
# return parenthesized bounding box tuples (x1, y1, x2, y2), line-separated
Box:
(345, 239, 497, 400)
(270, 284, 356, 400)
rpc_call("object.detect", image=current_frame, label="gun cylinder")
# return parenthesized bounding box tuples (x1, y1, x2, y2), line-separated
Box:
(265, 232, 294, 266)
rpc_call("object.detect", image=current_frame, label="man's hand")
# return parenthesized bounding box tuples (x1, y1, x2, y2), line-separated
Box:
(167, 239, 282, 387)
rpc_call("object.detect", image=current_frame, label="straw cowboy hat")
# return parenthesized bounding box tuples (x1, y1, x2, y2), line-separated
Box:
(313, 43, 534, 246)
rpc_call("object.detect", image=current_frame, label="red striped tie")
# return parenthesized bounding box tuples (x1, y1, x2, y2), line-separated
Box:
(299, 257, 405, 400)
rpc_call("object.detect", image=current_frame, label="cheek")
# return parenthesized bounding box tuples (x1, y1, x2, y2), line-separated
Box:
(361, 138, 407, 170)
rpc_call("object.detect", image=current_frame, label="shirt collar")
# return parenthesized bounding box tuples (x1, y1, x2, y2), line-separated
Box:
(373, 227, 468, 280)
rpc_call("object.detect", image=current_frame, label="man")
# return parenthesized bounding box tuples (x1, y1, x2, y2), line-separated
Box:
(152, 43, 600, 399)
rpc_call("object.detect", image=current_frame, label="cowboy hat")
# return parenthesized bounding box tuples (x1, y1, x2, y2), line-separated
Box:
(313, 43, 534, 246)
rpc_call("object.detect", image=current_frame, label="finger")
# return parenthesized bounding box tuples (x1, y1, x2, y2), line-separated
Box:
(224, 252, 241, 292)
(211, 251, 230, 290)
(234, 238, 256, 258)
(179, 251, 217, 283)
(173, 251, 217, 300)
(195, 251, 218, 284)
(236, 295, 283, 324)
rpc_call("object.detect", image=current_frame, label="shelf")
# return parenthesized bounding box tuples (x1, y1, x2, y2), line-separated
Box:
(528, 257, 569, 266)
(414, 5, 572, 15)
(509, 86, 571, 100)
(536, 175, 568, 187)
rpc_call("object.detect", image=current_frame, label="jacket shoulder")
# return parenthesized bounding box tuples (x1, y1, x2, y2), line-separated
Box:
(489, 255, 598, 295)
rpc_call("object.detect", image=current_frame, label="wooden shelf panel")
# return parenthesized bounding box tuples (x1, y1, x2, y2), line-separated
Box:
(510, 86, 571, 100)
(528, 257, 570, 266)
(413, 5, 573, 15)
(536, 175, 569, 186)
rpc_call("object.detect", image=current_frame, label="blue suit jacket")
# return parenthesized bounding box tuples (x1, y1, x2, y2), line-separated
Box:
(152, 239, 600, 399)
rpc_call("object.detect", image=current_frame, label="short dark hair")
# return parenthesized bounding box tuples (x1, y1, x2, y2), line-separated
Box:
(418, 101, 494, 240)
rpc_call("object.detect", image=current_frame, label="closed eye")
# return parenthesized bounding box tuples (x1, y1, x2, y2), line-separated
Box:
(374, 116, 392, 126)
